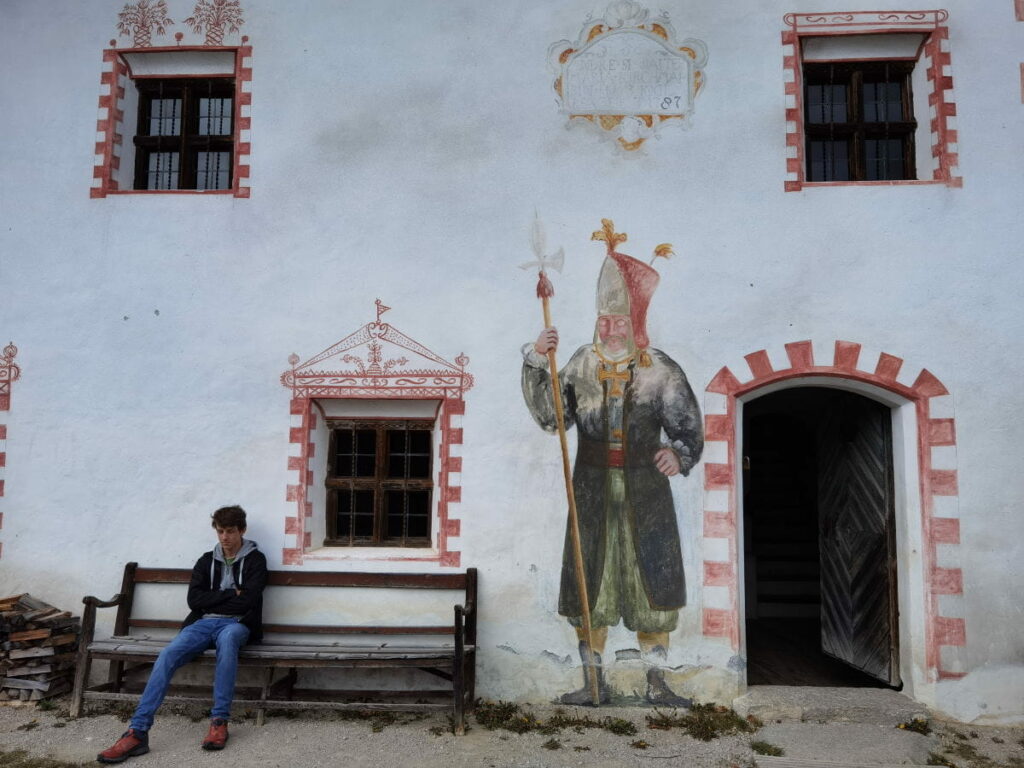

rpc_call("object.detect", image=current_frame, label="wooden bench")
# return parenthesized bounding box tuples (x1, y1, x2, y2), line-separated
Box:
(70, 563, 477, 733)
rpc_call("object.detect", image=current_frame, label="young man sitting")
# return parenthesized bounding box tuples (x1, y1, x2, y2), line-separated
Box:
(98, 505, 268, 763)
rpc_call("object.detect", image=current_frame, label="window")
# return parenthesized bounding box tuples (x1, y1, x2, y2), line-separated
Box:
(804, 62, 916, 182)
(134, 78, 234, 191)
(325, 420, 434, 547)
(91, 45, 252, 198)
(781, 11, 960, 191)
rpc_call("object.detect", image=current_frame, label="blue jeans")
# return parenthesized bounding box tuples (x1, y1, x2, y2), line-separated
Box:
(130, 617, 250, 732)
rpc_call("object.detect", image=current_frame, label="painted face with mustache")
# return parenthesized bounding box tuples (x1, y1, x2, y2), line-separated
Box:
(596, 314, 634, 360)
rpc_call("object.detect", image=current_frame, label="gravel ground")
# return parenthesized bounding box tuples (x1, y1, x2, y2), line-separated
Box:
(0, 699, 1021, 768)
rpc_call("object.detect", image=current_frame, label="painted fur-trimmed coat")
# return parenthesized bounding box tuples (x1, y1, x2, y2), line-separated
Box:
(522, 344, 704, 617)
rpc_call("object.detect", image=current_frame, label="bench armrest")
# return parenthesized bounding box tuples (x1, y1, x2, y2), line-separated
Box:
(83, 594, 124, 610)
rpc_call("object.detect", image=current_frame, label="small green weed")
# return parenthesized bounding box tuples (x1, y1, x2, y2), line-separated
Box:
(16, 720, 39, 731)
(0, 749, 85, 768)
(751, 740, 785, 757)
(631, 740, 651, 749)
(646, 704, 760, 742)
(927, 752, 957, 767)
(35, 699, 56, 712)
(573, 746, 591, 752)
(473, 700, 637, 737)
(542, 738, 562, 750)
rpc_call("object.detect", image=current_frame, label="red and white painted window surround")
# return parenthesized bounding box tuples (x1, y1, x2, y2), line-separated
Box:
(91, 42, 252, 198)
(782, 10, 961, 191)
(0, 343, 22, 560)
(699, 340, 967, 682)
(279, 303, 473, 568)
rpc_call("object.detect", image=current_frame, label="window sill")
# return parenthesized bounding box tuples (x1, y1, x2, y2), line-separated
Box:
(302, 545, 442, 563)
(99, 189, 238, 195)
(802, 179, 946, 187)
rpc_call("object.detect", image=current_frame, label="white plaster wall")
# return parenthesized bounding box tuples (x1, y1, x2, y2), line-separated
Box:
(0, 0, 1022, 722)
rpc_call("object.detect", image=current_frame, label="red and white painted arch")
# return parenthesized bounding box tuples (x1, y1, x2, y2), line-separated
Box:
(0, 343, 21, 560)
(700, 339, 967, 683)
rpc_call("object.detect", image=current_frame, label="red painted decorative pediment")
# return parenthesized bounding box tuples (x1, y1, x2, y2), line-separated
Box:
(281, 301, 472, 400)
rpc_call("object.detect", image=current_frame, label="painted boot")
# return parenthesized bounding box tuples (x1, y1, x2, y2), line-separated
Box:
(644, 646, 692, 708)
(559, 642, 611, 705)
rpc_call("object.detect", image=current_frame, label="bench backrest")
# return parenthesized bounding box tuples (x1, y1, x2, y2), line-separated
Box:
(112, 563, 477, 642)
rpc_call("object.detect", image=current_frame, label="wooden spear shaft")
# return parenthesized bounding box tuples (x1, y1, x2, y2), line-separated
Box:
(538, 282, 601, 707)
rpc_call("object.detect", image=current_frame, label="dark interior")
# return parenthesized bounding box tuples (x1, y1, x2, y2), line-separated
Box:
(742, 387, 889, 687)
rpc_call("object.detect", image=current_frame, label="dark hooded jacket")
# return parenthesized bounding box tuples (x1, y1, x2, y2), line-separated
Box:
(183, 539, 268, 643)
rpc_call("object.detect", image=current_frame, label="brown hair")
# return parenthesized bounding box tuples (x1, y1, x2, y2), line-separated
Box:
(211, 505, 247, 530)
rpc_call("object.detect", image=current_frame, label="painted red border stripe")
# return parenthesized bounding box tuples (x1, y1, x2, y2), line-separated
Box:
(785, 340, 813, 370)
(707, 367, 741, 395)
(704, 463, 733, 489)
(705, 414, 732, 441)
(703, 561, 734, 586)
(931, 567, 963, 594)
(935, 616, 966, 646)
(932, 517, 960, 544)
(745, 350, 773, 379)
(928, 419, 956, 446)
(704, 511, 733, 537)
(931, 470, 959, 496)
(834, 341, 861, 371)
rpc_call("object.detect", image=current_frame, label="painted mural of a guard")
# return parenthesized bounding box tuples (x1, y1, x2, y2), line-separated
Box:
(521, 220, 703, 705)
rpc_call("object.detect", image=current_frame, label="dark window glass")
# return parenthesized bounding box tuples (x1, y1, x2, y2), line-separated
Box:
(326, 419, 433, 547)
(803, 61, 916, 182)
(134, 78, 234, 191)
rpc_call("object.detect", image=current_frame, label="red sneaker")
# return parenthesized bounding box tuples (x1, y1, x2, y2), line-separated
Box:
(97, 728, 150, 763)
(202, 718, 229, 751)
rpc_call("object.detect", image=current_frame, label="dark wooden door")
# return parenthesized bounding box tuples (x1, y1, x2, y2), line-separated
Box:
(817, 393, 900, 685)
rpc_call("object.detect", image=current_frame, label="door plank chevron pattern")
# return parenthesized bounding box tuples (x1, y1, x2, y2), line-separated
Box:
(818, 394, 899, 685)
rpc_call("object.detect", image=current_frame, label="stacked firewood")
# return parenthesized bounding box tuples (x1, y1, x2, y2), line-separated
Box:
(0, 594, 80, 701)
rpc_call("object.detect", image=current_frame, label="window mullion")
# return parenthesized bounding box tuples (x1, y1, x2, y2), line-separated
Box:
(851, 70, 865, 181)
(373, 425, 387, 544)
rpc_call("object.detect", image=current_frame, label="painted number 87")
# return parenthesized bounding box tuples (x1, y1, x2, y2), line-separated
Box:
(660, 96, 681, 110)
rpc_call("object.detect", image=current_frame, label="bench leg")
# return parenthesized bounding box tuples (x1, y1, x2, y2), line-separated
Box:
(108, 661, 125, 693)
(69, 650, 93, 719)
(256, 667, 274, 727)
(453, 662, 466, 736)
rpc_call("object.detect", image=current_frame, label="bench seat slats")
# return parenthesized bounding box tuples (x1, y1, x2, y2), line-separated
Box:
(127, 618, 454, 635)
(88, 639, 469, 662)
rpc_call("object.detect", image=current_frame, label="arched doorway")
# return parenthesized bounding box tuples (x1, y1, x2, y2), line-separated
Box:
(699, 340, 968, 696)
(742, 387, 898, 687)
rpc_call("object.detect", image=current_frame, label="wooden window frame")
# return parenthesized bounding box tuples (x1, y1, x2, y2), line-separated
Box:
(324, 419, 434, 548)
(803, 61, 917, 182)
(133, 77, 235, 191)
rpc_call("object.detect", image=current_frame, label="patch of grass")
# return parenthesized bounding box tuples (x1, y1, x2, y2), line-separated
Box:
(897, 718, 932, 735)
(473, 700, 637, 737)
(35, 699, 56, 712)
(428, 725, 447, 736)
(573, 746, 591, 752)
(646, 704, 760, 742)
(631, 740, 651, 750)
(0, 750, 87, 768)
(751, 740, 785, 757)
(16, 720, 39, 731)
(542, 738, 562, 750)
